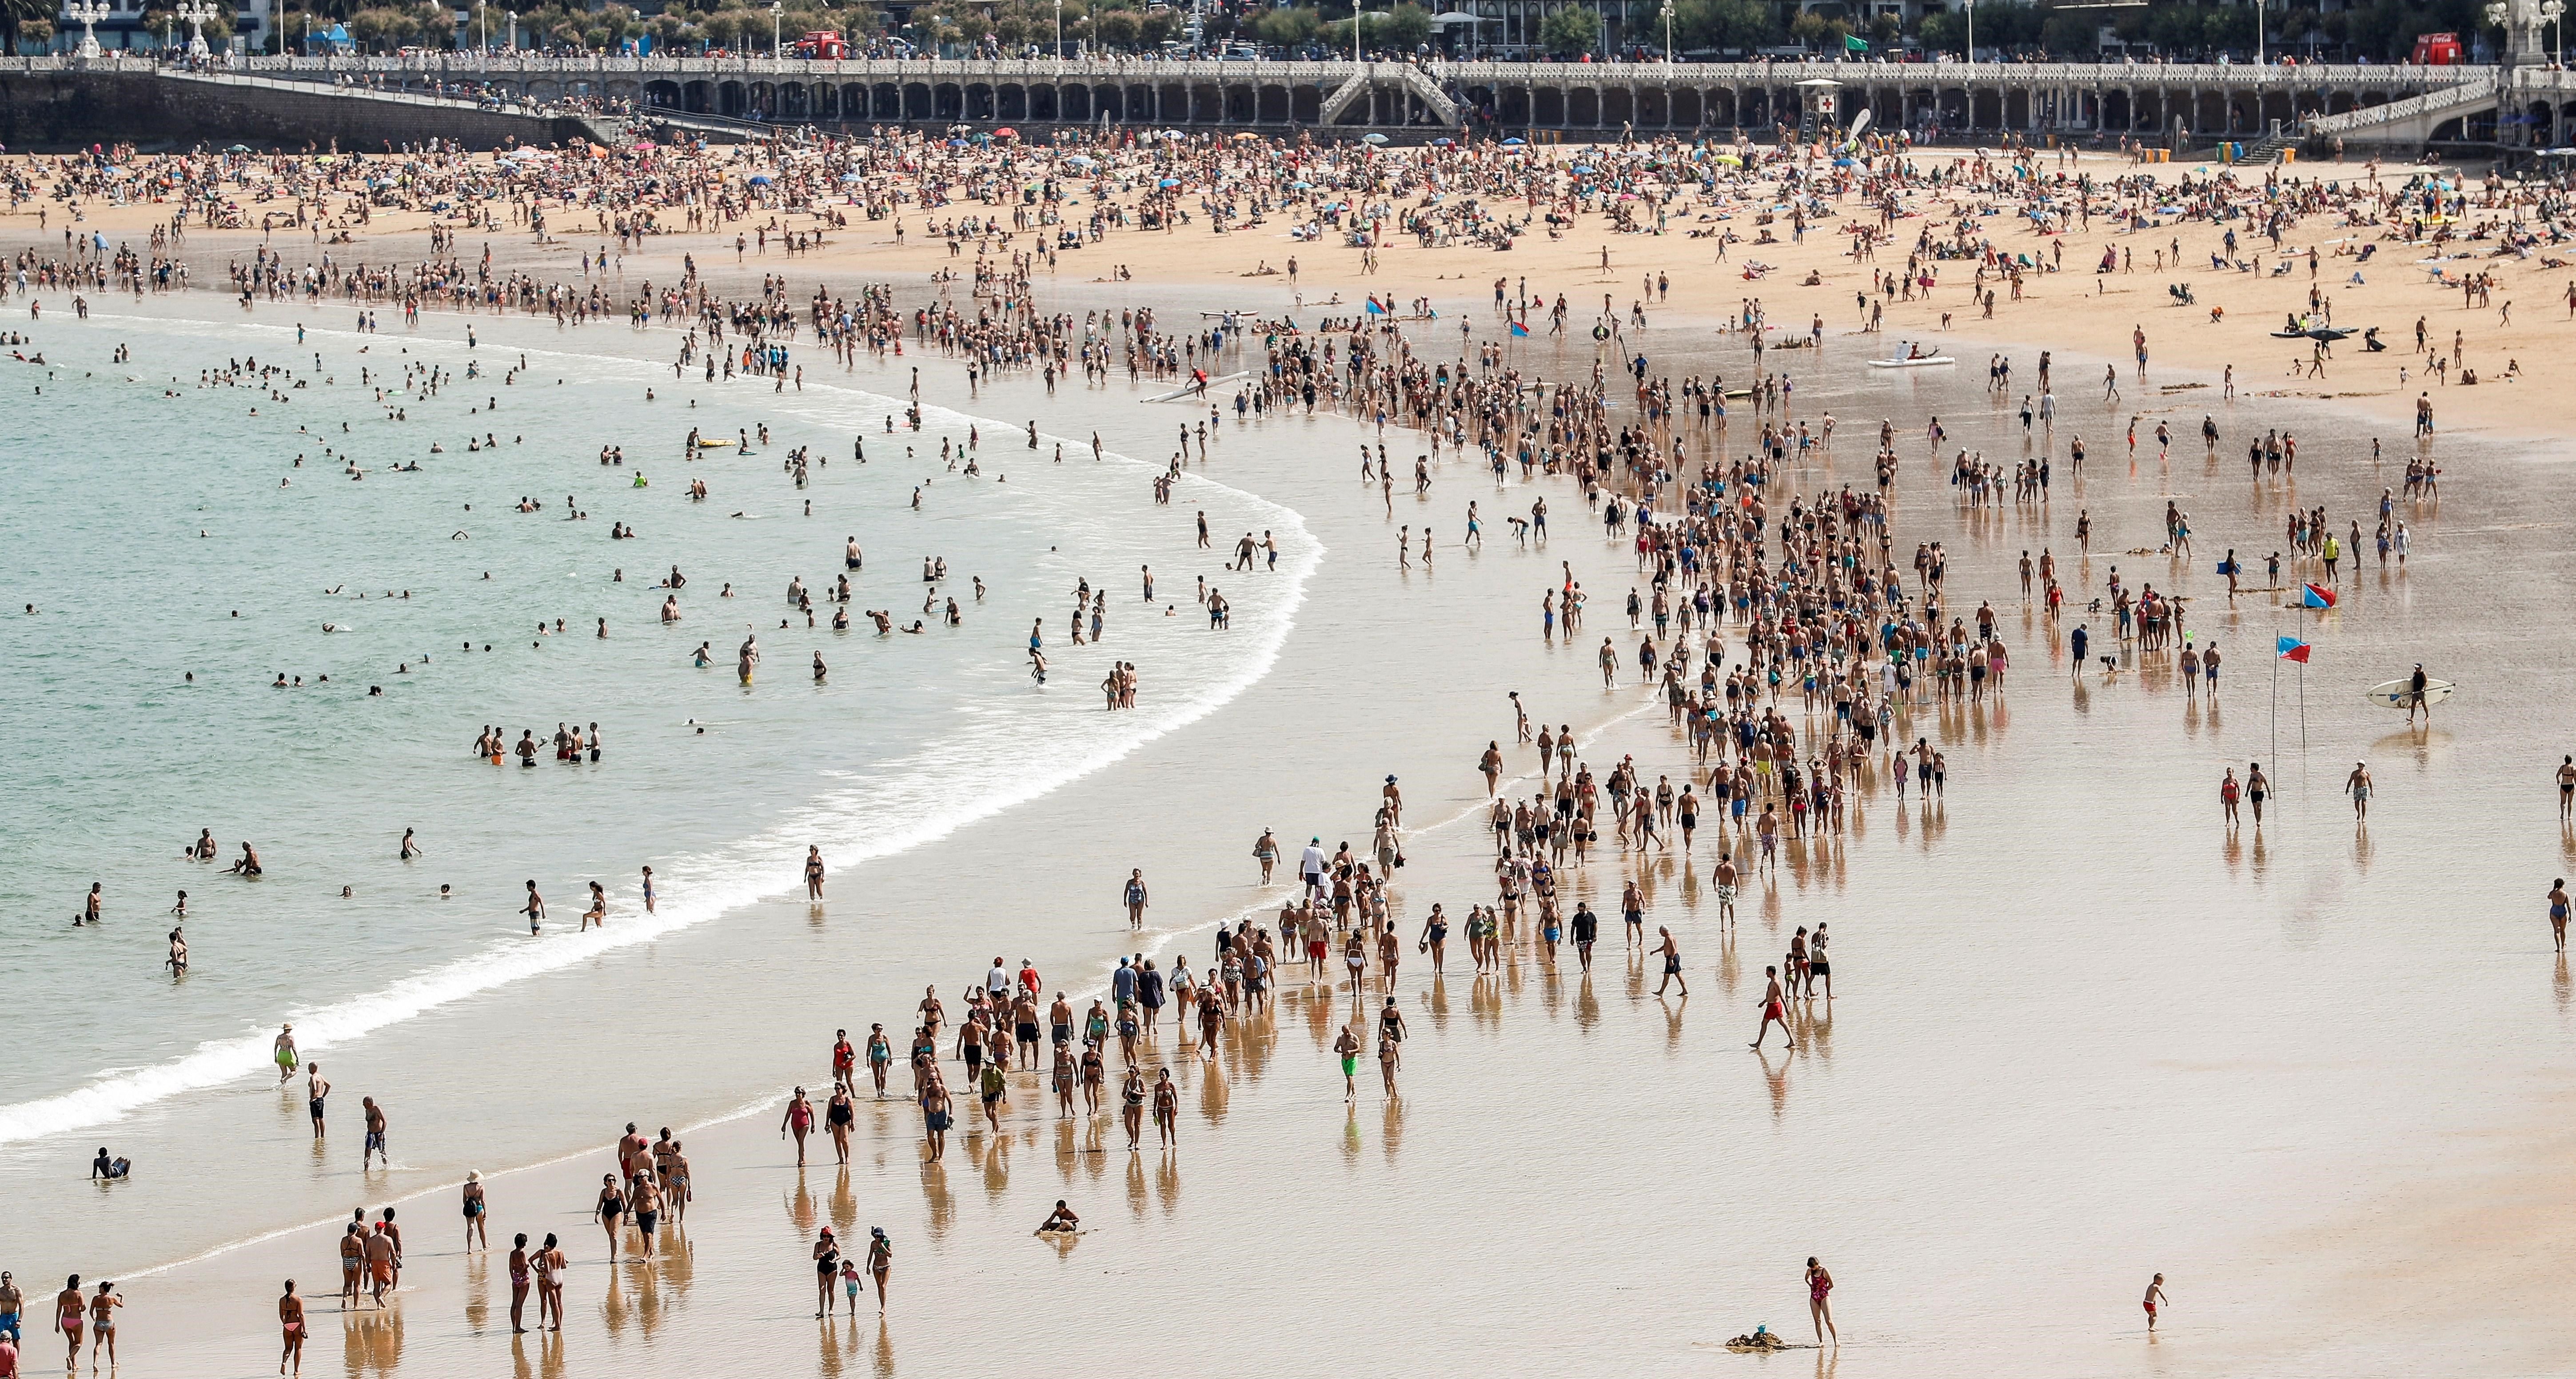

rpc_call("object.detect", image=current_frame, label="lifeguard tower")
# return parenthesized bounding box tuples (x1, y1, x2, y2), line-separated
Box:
(1796, 78, 1842, 144)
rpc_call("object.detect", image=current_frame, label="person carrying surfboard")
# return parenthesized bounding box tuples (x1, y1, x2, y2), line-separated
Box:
(2405, 664, 2432, 724)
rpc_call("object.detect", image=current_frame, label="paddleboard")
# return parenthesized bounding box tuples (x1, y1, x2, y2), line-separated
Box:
(2363, 677, 2454, 710)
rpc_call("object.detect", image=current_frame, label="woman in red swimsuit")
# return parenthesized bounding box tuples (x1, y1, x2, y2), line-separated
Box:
(1805, 1257, 1837, 1345)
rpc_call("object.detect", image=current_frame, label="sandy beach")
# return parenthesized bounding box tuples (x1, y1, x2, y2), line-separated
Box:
(7, 131, 2576, 1377)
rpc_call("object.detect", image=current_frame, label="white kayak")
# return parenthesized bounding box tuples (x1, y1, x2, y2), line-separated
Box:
(1867, 354, 1955, 368)
(2362, 677, 2455, 710)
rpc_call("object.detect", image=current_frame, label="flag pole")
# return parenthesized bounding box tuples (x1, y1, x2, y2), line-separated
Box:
(2270, 606, 2280, 770)
(2298, 656, 2307, 755)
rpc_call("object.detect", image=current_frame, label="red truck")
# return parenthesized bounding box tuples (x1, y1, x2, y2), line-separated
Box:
(791, 31, 849, 59)
(2411, 32, 2464, 66)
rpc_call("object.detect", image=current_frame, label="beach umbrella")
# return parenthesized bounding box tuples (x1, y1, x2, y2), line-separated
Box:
(1571, 164, 1594, 174)
(749, 174, 773, 184)
(1159, 177, 1180, 188)
(1431, 138, 1454, 147)
(993, 127, 1017, 139)
(227, 143, 251, 153)
(1501, 137, 1526, 146)
(1361, 132, 1389, 144)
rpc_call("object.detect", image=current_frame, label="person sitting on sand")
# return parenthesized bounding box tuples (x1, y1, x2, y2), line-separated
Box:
(1038, 1201, 1080, 1233)
(91, 1148, 131, 1180)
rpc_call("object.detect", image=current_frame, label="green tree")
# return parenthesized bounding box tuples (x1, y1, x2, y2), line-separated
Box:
(2040, 7, 2099, 56)
(347, 5, 415, 49)
(1092, 7, 1139, 48)
(1675, 0, 1773, 52)
(1380, 0, 1430, 50)
(697, 6, 743, 48)
(1256, 6, 1320, 49)
(1537, 2, 1597, 56)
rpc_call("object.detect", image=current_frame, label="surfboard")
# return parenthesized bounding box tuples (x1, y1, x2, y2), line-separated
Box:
(1143, 371, 1249, 403)
(1867, 355, 1955, 368)
(2363, 677, 2455, 710)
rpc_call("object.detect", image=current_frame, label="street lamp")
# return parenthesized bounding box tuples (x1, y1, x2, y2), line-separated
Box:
(178, 0, 217, 58)
(1660, 0, 1671, 61)
(1963, 0, 1973, 64)
(1054, 0, 1063, 64)
(770, 0, 783, 59)
(67, 0, 107, 60)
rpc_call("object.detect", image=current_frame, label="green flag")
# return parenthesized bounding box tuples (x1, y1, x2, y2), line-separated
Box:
(1844, 32, 1869, 52)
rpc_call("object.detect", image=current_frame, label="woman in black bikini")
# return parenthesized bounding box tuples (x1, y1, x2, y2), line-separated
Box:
(592, 1176, 626, 1258)
(811, 1228, 840, 1319)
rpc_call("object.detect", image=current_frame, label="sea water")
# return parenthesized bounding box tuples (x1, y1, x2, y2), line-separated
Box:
(0, 297, 1319, 1256)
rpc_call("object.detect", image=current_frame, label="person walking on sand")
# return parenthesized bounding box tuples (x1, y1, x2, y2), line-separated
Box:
(53, 1277, 81, 1372)
(362, 1226, 396, 1307)
(866, 1228, 892, 1312)
(2143, 1273, 2169, 1331)
(2551, 879, 2569, 953)
(2346, 761, 2373, 820)
(278, 1279, 306, 1375)
(1806, 1258, 1836, 1344)
(1334, 1024, 1361, 1101)
(1124, 869, 1148, 929)
(780, 1086, 814, 1165)
(462, 1171, 487, 1251)
(1651, 926, 1687, 996)
(803, 846, 825, 900)
(1120, 1066, 1145, 1150)
(84, 1281, 120, 1370)
(1152, 1067, 1179, 1148)
(810, 1228, 840, 1319)
(1751, 966, 1794, 1049)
